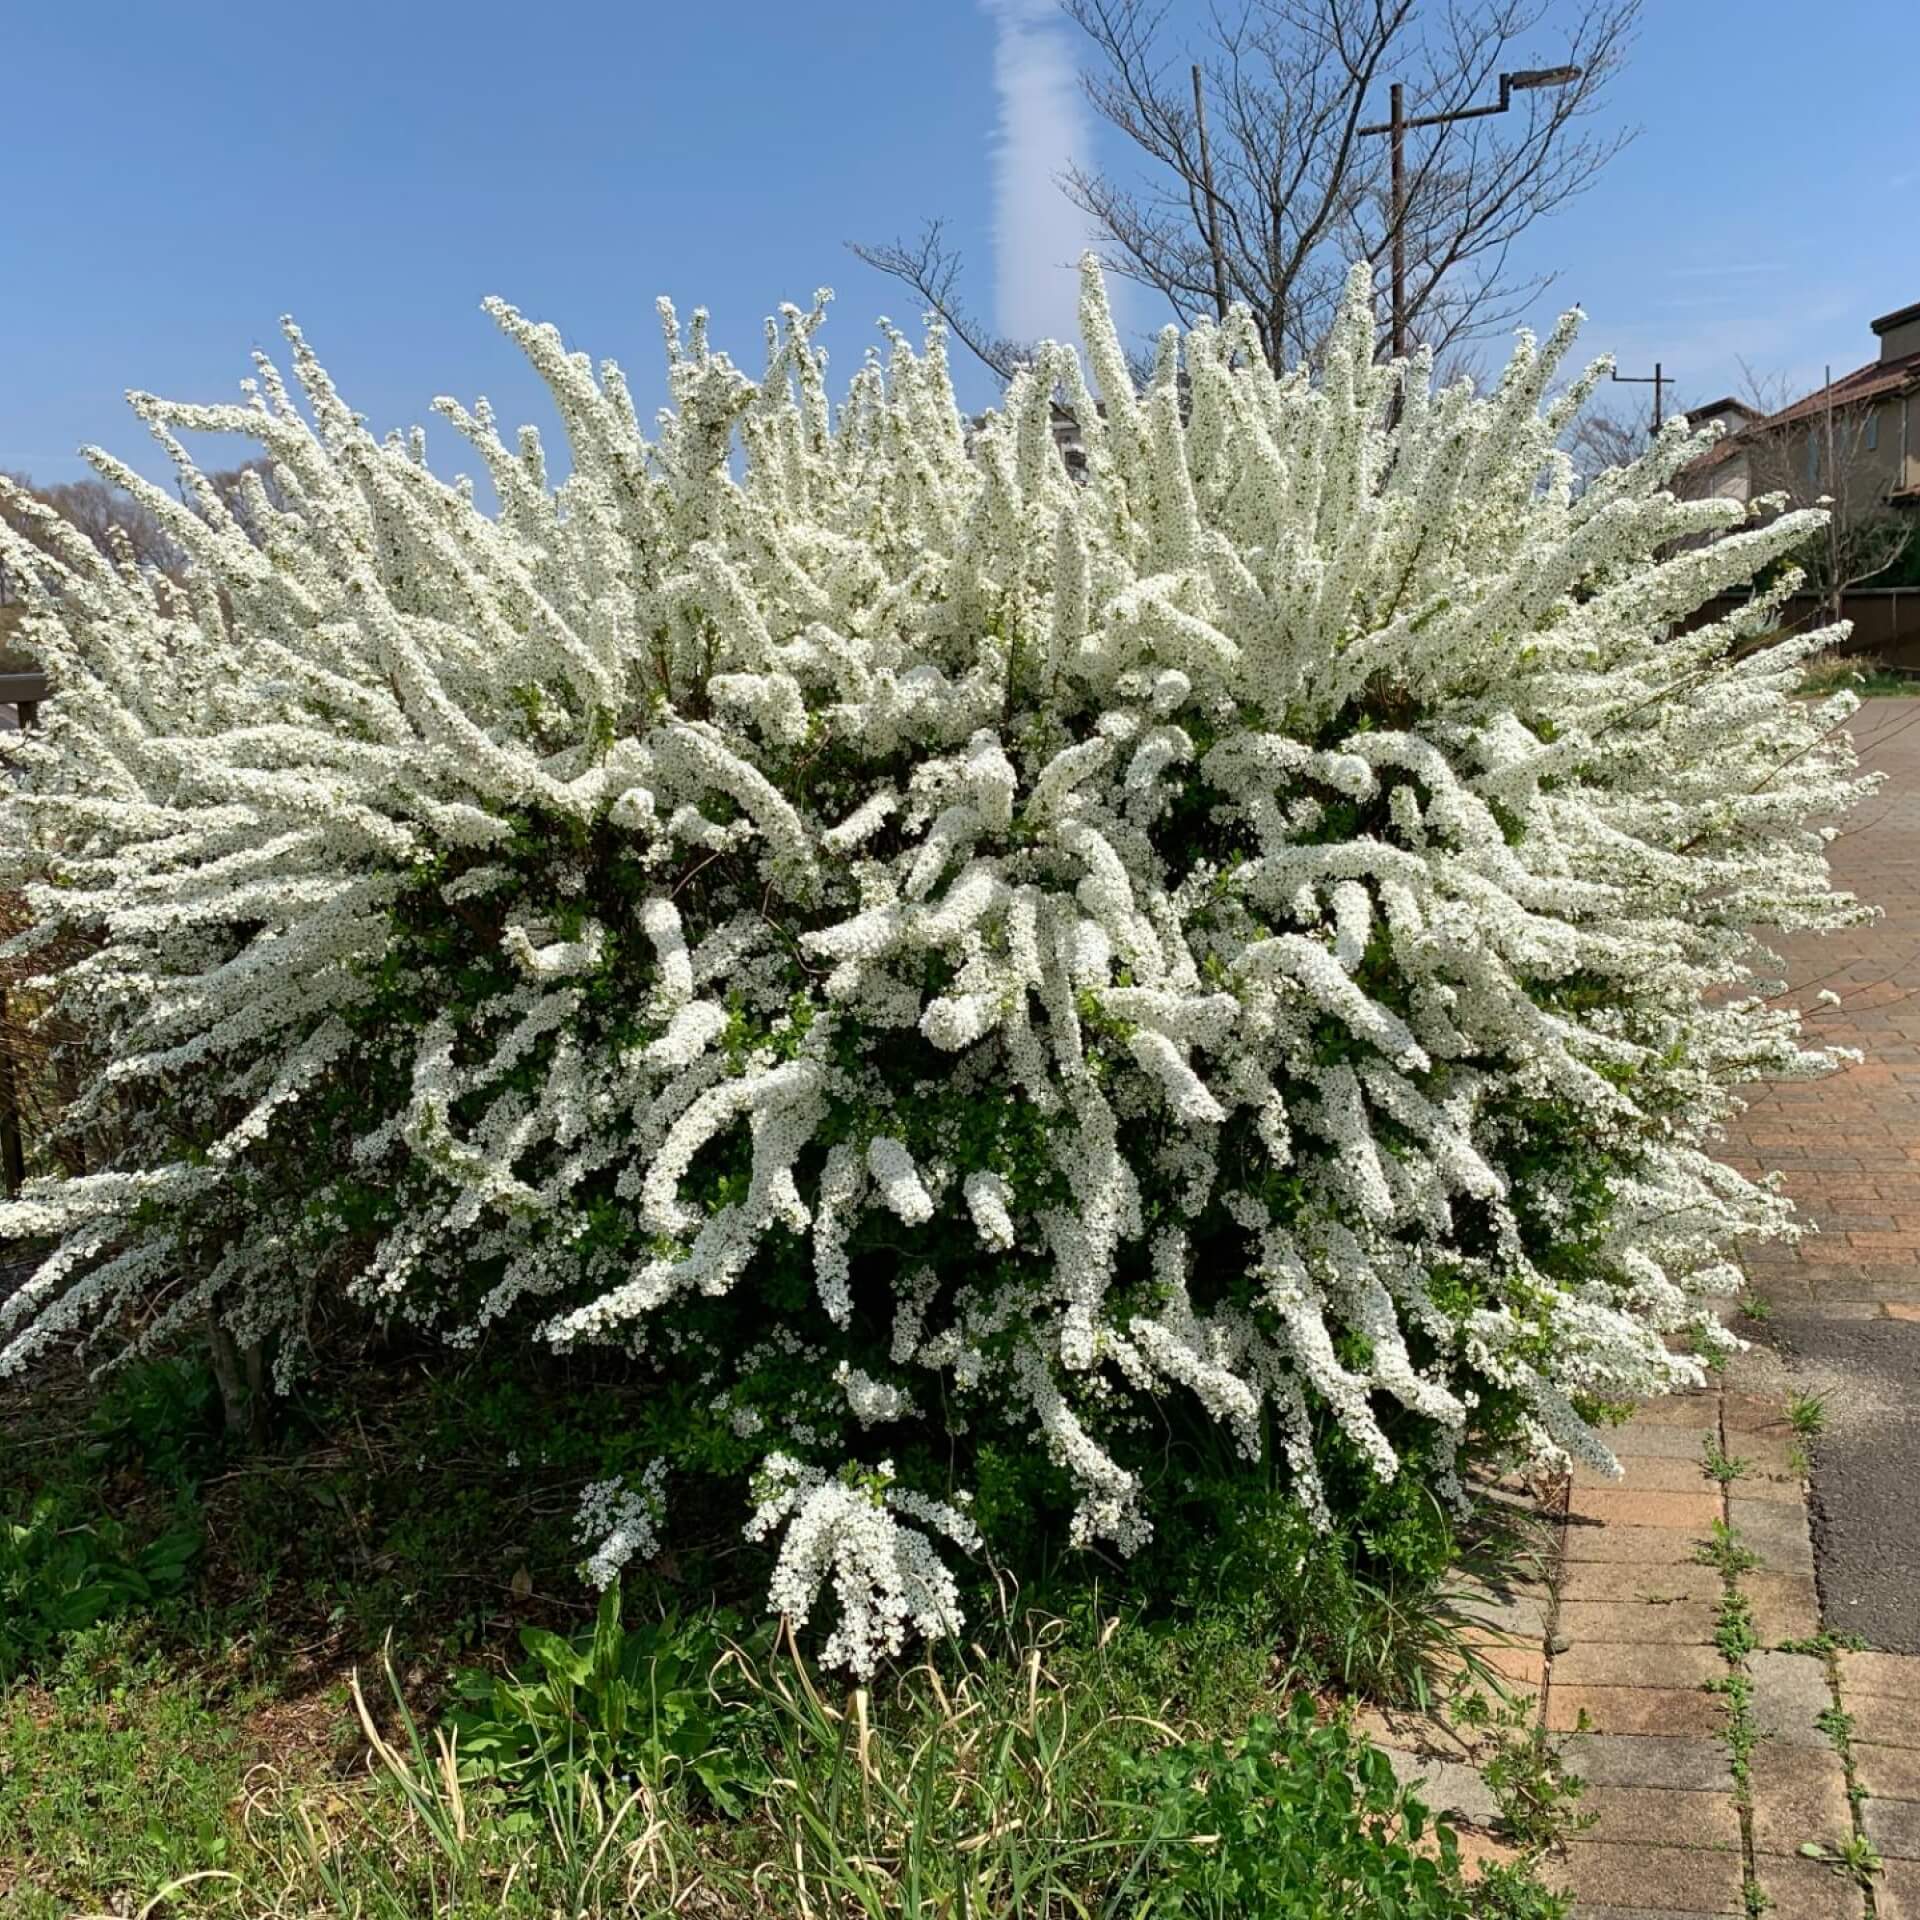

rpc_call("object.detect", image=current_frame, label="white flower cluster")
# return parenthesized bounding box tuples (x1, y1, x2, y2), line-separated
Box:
(745, 1454, 978, 1674)
(573, 1458, 669, 1589)
(0, 258, 1868, 1672)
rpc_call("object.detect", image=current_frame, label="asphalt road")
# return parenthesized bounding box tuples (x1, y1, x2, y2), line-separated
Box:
(1725, 697, 1920, 1654)
(1787, 1312, 1920, 1649)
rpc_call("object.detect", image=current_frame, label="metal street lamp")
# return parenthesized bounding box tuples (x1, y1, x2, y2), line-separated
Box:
(1360, 66, 1583, 358)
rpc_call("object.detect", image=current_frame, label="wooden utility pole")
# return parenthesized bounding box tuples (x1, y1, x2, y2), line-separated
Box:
(1388, 83, 1407, 357)
(1192, 65, 1229, 323)
(1611, 363, 1669, 434)
(1824, 362, 1841, 623)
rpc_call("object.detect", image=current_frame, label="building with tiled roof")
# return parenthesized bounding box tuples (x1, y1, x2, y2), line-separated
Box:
(1677, 300, 1920, 512)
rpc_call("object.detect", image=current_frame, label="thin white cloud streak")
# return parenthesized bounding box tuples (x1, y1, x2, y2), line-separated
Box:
(1662, 262, 1786, 280)
(983, 0, 1094, 347)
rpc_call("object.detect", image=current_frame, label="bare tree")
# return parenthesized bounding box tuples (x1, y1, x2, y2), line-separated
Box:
(1730, 367, 1913, 626)
(205, 459, 295, 548)
(0, 472, 184, 603)
(849, 222, 1045, 385)
(1566, 404, 1645, 486)
(1566, 384, 1690, 489)
(856, 0, 1638, 380)
(0, 463, 296, 616)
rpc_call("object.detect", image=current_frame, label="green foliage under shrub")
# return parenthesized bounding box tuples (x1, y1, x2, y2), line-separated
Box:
(448, 1586, 772, 1819)
(1125, 1699, 1565, 1918)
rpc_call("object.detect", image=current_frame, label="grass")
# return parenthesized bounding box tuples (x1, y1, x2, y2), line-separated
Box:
(0, 1596, 1575, 1918)
(0, 1649, 263, 1918)
(1799, 651, 1919, 698)
(0, 1340, 1582, 1916)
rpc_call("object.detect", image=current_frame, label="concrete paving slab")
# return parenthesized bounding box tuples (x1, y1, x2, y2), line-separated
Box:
(1559, 1732, 1733, 1791)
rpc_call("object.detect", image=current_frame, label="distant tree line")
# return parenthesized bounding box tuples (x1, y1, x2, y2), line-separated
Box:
(0, 464, 282, 652)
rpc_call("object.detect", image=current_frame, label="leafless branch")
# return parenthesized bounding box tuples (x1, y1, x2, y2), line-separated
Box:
(857, 0, 1640, 384)
(846, 220, 1036, 382)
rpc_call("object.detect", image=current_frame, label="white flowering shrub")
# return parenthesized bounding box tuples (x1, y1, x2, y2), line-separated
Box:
(0, 262, 1867, 1672)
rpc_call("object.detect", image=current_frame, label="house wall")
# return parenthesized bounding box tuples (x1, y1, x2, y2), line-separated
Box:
(1771, 408, 1907, 502)
(1877, 313, 1920, 362)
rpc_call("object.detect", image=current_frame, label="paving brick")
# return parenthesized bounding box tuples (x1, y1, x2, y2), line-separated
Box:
(1889, 1302, 1920, 1321)
(1566, 1904, 1751, 1920)
(1567, 1489, 1725, 1530)
(1347, 1704, 1466, 1754)
(1807, 1273, 1920, 1302)
(1838, 1651, 1920, 1702)
(1454, 1585, 1551, 1640)
(1728, 1496, 1817, 1575)
(1614, 1394, 1724, 1431)
(1720, 1462, 1808, 1503)
(1383, 1751, 1499, 1828)
(1853, 1695, 1920, 1748)
(1865, 1797, 1920, 1861)
(1579, 1785, 1741, 1851)
(1569, 1909, 1739, 1920)
(1720, 1432, 1808, 1477)
(1551, 1643, 1726, 1689)
(1560, 1733, 1733, 1791)
(1445, 1642, 1546, 1692)
(1575, 1455, 1720, 1493)
(1855, 1743, 1920, 1799)
(1545, 1685, 1725, 1736)
(1744, 1570, 1825, 1644)
(1561, 1525, 1716, 1565)
(1553, 1841, 1743, 1912)
(1748, 1742, 1855, 1856)
(1558, 1561, 1723, 1604)
(1601, 1421, 1725, 1459)
(1881, 1859, 1920, 1920)
(1749, 1650, 1838, 1747)
(1755, 1850, 1876, 1918)
(1555, 1599, 1720, 1646)
(1723, 1392, 1793, 1435)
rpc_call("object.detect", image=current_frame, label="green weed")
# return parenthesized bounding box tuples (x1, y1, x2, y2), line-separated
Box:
(1697, 1521, 1760, 1578)
(1787, 1393, 1827, 1440)
(1799, 1833, 1882, 1887)
(0, 1494, 201, 1681)
(447, 1585, 772, 1819)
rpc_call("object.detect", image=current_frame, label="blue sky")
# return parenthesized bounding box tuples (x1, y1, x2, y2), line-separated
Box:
(3, 0, 1912, 491)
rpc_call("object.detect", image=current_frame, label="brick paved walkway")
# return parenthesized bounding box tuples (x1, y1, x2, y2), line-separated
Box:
(1726, 697, 1920, 1655)
(1728, 696, 1920, 1322)
(1544, 700, 1920, 1919)
(1365, 704, 1920, 1916)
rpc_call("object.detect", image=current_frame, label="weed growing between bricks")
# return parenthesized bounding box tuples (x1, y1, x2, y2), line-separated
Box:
(1453, 1682, 1595, 1853)
(1699, 1451, 1772, 1916)
(1803, 1655, 1886, 1899)
(1706, 1436, 1754, 1486)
